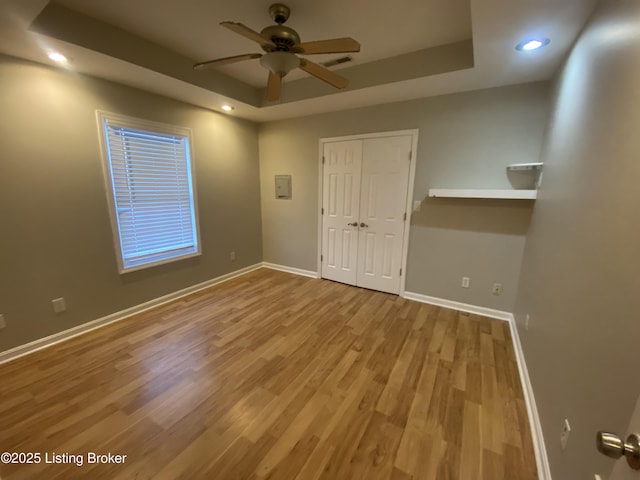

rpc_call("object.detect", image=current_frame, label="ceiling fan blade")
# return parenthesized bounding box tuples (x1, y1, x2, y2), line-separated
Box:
(299, 59, 349, 89)
(194, 53, 262, 70)
(266, 71, 282, 101)
(221, 21, 276, 49)
(296, 37, 360, 55)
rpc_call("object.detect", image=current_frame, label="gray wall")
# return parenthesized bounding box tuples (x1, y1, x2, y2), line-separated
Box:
(259, 83, 549, 311)
(0, 56, 263, 352)
(514, 0, 640, 478)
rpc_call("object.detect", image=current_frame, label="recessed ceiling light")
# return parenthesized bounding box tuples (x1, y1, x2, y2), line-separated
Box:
(221, 105, 234, 112)
(516, 38, 550, 52)
(48, 51, 68, 63)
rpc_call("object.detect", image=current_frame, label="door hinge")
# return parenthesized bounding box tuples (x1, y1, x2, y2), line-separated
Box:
(409, 151, 412, 160)
(322, 156, 325, 164)
(400, 268, 402, 276)
(321, 255, 323, 262)
(403, 212, 407, 221)
(321, 207, 324, 215)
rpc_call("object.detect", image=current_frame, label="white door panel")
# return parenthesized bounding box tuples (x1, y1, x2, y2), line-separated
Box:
(608, 393, 640, 480)
(356, 135, 412, 294)
(326, 227, 337, 267)
(321, 140, 362, 284)
(363, 231, 376, 275)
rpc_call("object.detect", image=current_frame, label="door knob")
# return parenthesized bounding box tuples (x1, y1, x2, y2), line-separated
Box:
(596, 431, 640, 470)
(347, 222, 358, 227)
(359, 222, 369, 228)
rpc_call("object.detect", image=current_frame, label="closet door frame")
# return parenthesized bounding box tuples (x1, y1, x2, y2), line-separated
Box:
(317, 129, 419, 296)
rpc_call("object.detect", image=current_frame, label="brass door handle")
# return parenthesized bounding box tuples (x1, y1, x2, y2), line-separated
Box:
(596, 431, 640, 470)
(347, 222, 358, 227)
(359, 222, 369, 228)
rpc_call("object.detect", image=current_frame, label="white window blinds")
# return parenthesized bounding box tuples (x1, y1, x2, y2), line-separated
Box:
(99, 113, 200, 272)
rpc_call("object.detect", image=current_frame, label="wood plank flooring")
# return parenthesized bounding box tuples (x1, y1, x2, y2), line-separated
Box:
(0, 268, 537, 479)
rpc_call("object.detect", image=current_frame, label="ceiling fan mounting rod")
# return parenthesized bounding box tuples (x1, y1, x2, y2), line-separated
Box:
(269, 4, 291, 25)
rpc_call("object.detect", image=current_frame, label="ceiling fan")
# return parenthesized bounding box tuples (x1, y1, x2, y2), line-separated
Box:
(193, 3, 361, 101)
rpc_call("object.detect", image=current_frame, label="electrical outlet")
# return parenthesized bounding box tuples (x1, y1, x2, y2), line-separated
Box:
(461, 276, 470, 288)
(0, 314, 5, 329)
(525, 314, 530, 331)
(52, 298, 66, 313)
(230, 251, 236, 261)
(492, 283, 502, 295)
(413, 200, 422, 212)
(560, 418, 571, 450)
(594, 475, 602, 480)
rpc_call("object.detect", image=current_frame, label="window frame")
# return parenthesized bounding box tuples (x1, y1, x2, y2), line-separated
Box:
(96, 111, 201, 274)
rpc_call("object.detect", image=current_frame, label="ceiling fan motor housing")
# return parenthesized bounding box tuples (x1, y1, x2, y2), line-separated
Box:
(260, 25, 300, 51)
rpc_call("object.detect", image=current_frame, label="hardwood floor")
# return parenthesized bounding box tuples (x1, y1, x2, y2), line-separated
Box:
(0, 268, 537, 479)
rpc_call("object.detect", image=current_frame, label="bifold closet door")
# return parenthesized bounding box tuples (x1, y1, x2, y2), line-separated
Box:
(321, 135, 412, 294)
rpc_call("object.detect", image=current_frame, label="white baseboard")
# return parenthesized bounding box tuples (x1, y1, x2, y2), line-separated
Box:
(402, 291, 550, 479)
(507, 314, 552, 480)
(262, 262, 319, 279)
(402, 291, 513, 322)
(0, 263, 263, 365)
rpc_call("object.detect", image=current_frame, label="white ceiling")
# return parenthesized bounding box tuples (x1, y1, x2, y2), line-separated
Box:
(0, 0, 598, 122)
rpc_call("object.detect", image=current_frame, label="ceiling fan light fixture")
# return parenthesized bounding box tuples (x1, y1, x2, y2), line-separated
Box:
(260, 52, 300, 76)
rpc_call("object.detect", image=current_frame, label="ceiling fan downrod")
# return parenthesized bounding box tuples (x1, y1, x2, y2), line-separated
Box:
(269, 4, 291, 25)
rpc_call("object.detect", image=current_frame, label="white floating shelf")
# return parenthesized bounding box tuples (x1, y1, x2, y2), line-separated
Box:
(507, 162, 543, 171)
(428, 188, 537, 200)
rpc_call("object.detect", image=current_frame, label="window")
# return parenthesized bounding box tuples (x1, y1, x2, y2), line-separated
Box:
(97, 112, 200, 273)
